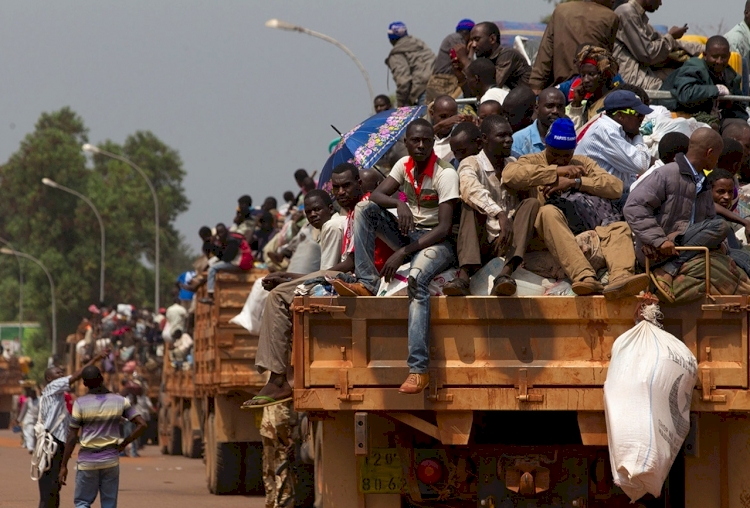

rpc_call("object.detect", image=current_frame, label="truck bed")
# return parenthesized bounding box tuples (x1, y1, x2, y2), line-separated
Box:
(292, 294, 749, 413)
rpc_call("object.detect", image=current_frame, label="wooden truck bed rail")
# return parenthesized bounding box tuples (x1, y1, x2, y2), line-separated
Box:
(193, 270, 268, 397)
(292, 294, 750, 413)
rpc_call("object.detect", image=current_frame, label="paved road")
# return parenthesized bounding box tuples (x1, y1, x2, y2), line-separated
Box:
(0, 429, 266, 508)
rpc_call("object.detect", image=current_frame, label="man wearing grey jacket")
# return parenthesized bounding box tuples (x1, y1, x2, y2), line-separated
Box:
(385, 22, 435, 107)
(624, 128, 728, 302)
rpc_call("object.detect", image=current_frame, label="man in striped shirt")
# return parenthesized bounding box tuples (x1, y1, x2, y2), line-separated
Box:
(38, 351, 109, 508)
(59, 366, 146, 508)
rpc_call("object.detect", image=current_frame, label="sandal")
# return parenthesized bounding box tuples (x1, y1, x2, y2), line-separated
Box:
(648, 272, 675, 303)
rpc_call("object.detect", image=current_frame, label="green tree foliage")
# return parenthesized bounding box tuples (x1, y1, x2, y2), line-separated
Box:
(0, 107, 193, 360)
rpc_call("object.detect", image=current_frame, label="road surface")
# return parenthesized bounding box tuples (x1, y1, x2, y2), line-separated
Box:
(0, 429, 266, 507)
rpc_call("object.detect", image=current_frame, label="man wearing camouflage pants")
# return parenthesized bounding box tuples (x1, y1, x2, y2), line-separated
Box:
(261, 402, 297, 508)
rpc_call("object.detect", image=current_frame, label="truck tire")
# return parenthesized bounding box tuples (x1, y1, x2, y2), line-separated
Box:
(165, 404, 181, 456)
(206, 413, 244, 494)
(182, 409, 202, 459)
(242, 442, 264, 495)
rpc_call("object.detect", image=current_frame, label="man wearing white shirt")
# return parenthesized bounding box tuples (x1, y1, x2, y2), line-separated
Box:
(430, 95, 473, 163)
(575, 90, 654, 189)
(630, 131, 689, 191)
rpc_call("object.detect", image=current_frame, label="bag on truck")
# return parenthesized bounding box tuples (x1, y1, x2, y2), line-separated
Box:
(376, 263, 458, 297)
(603, 313, 698, 501)
(230, 278, 269, 335)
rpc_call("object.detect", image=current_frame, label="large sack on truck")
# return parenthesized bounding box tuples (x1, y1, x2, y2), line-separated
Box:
(603, 317, 698, 501)
(230, 278, 268, 335)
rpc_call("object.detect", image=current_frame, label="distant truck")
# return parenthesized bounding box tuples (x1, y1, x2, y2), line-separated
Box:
(292, 291, 750, 507)
(159, 270, 268, 495)
(0, 355, 23, 428)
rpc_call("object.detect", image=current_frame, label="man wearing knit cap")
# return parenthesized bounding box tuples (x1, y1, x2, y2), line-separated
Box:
(426, 19, 475, 103)
(504, 117, 649, 298)
(385, 22, 435, 107)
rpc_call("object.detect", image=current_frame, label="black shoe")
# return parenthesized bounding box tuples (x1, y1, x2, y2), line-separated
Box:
(443, 277, 471, 296)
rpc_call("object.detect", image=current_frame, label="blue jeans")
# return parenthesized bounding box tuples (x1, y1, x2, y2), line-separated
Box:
(353, 201, 456, 373)
(74, 466, 119, 508)
(207, 261, 235, 292)
(661, 218, 730, 277)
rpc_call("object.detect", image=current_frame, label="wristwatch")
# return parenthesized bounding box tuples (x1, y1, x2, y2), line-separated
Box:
(574, 178, 582, 190)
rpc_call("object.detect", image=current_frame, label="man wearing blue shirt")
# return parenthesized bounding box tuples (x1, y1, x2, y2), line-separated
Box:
(176, 271, 196, 309)
(511, 88, 565, 158)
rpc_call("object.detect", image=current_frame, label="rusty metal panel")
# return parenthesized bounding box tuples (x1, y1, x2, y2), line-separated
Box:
(292, 295, 750, 413)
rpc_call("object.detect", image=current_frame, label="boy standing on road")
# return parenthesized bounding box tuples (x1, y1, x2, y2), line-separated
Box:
(59, 366, 147, 508)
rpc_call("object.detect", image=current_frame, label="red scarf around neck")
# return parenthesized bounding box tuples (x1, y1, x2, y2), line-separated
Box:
(404, 151, 438, 210)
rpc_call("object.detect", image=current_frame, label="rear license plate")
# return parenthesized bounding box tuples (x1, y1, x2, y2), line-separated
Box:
(358, 448, 405, 494)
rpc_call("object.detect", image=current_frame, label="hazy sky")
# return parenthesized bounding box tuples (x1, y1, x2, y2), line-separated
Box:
(0, 1, 739, 252)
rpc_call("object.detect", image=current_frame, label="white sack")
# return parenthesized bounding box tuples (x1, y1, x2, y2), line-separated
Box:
(230, 278, 269, 335)
(376, 263, 458, 297)
(603, 319, 698, 501)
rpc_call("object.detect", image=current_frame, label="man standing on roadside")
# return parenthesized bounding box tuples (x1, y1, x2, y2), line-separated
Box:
(37, 352, 109, 508)
(59, 365, 147, 508)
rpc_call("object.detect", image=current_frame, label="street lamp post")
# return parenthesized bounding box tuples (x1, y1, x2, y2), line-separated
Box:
(42, 178, 105, 304)
(0, 248, 56, 356)
(0, 237, 22, 348)
(265, 18, 375, 104)
(82, 144, 160, 311)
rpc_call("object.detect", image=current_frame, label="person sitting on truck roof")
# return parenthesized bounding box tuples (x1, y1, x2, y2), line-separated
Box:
(444, 115, 541, 297)
(707, 168, 750, 276)
(373, 94, 393, 114)
(511, 88, 566, 158)
(503, 117, 650, 298)
(624, 128, 729, 302)
(385, 22, 435, 107)
(249, 211, 278, 263)
(199, 223, 254, 305)
(244, 168, 362, 409)
(425, 19, 475, 103)
(333, 119, 459, 395)
(465, 58, 509, 106)
(529, 0, 620, 93)
(449, 122, 482, 165)
(613, 0, 703, 90)
(477, 100, 502, 126)
(502, 86, 537, 133)
(575, 90, 655, 189)
(724, 1, 750, 61)
(630, 131, 690, 192)
(229, 194, 257, 243)
(722, 121, 750, 184)
(431, 95, 472, 164)
(454, 22, 531, 91)
(660, 36, 749, 123)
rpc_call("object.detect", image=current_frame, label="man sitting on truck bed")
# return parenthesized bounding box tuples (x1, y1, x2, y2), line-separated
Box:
(334, 119, 459, 395)
(443, 114, 540, 296)
(503, 117, 649, 298)
(244, 183, 351, 408)
(624, 127, 730, 303)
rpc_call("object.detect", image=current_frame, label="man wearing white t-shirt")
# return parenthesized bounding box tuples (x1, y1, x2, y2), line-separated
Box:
(335, 119, 459, 395)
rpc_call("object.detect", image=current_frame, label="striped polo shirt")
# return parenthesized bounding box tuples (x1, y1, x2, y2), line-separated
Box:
(70, 392, 138, 470)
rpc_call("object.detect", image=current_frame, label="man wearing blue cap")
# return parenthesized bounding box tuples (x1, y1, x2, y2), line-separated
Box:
(576, 89, 654, 189)
(426, 19, 475, 103)
(386, 22, 435, 107)
(504, 117, 649, 298)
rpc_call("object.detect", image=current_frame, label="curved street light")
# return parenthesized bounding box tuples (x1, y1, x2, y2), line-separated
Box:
(0, 236, 23, 349)
(42, 177, 105, 304)
(265, 18, 375, 104)
(0, 248, 56, 356)
(82, 143, 160, 311)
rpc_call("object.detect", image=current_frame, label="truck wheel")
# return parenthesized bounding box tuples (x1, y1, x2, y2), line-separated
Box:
(206, 413, 244, 494)
(242, 442, 264, 495)
(165, 405, 181, 456)
(182, 409, 202, 459)
(158, 405, 169, 455)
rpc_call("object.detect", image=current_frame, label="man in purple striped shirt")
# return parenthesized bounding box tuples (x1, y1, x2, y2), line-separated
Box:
(59, 366, 146, 508)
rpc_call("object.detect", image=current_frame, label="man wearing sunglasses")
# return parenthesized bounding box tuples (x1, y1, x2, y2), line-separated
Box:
(575, 89, 655, 189)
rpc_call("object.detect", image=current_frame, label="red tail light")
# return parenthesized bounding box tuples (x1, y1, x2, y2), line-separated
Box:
(417, 458, 443, 485)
